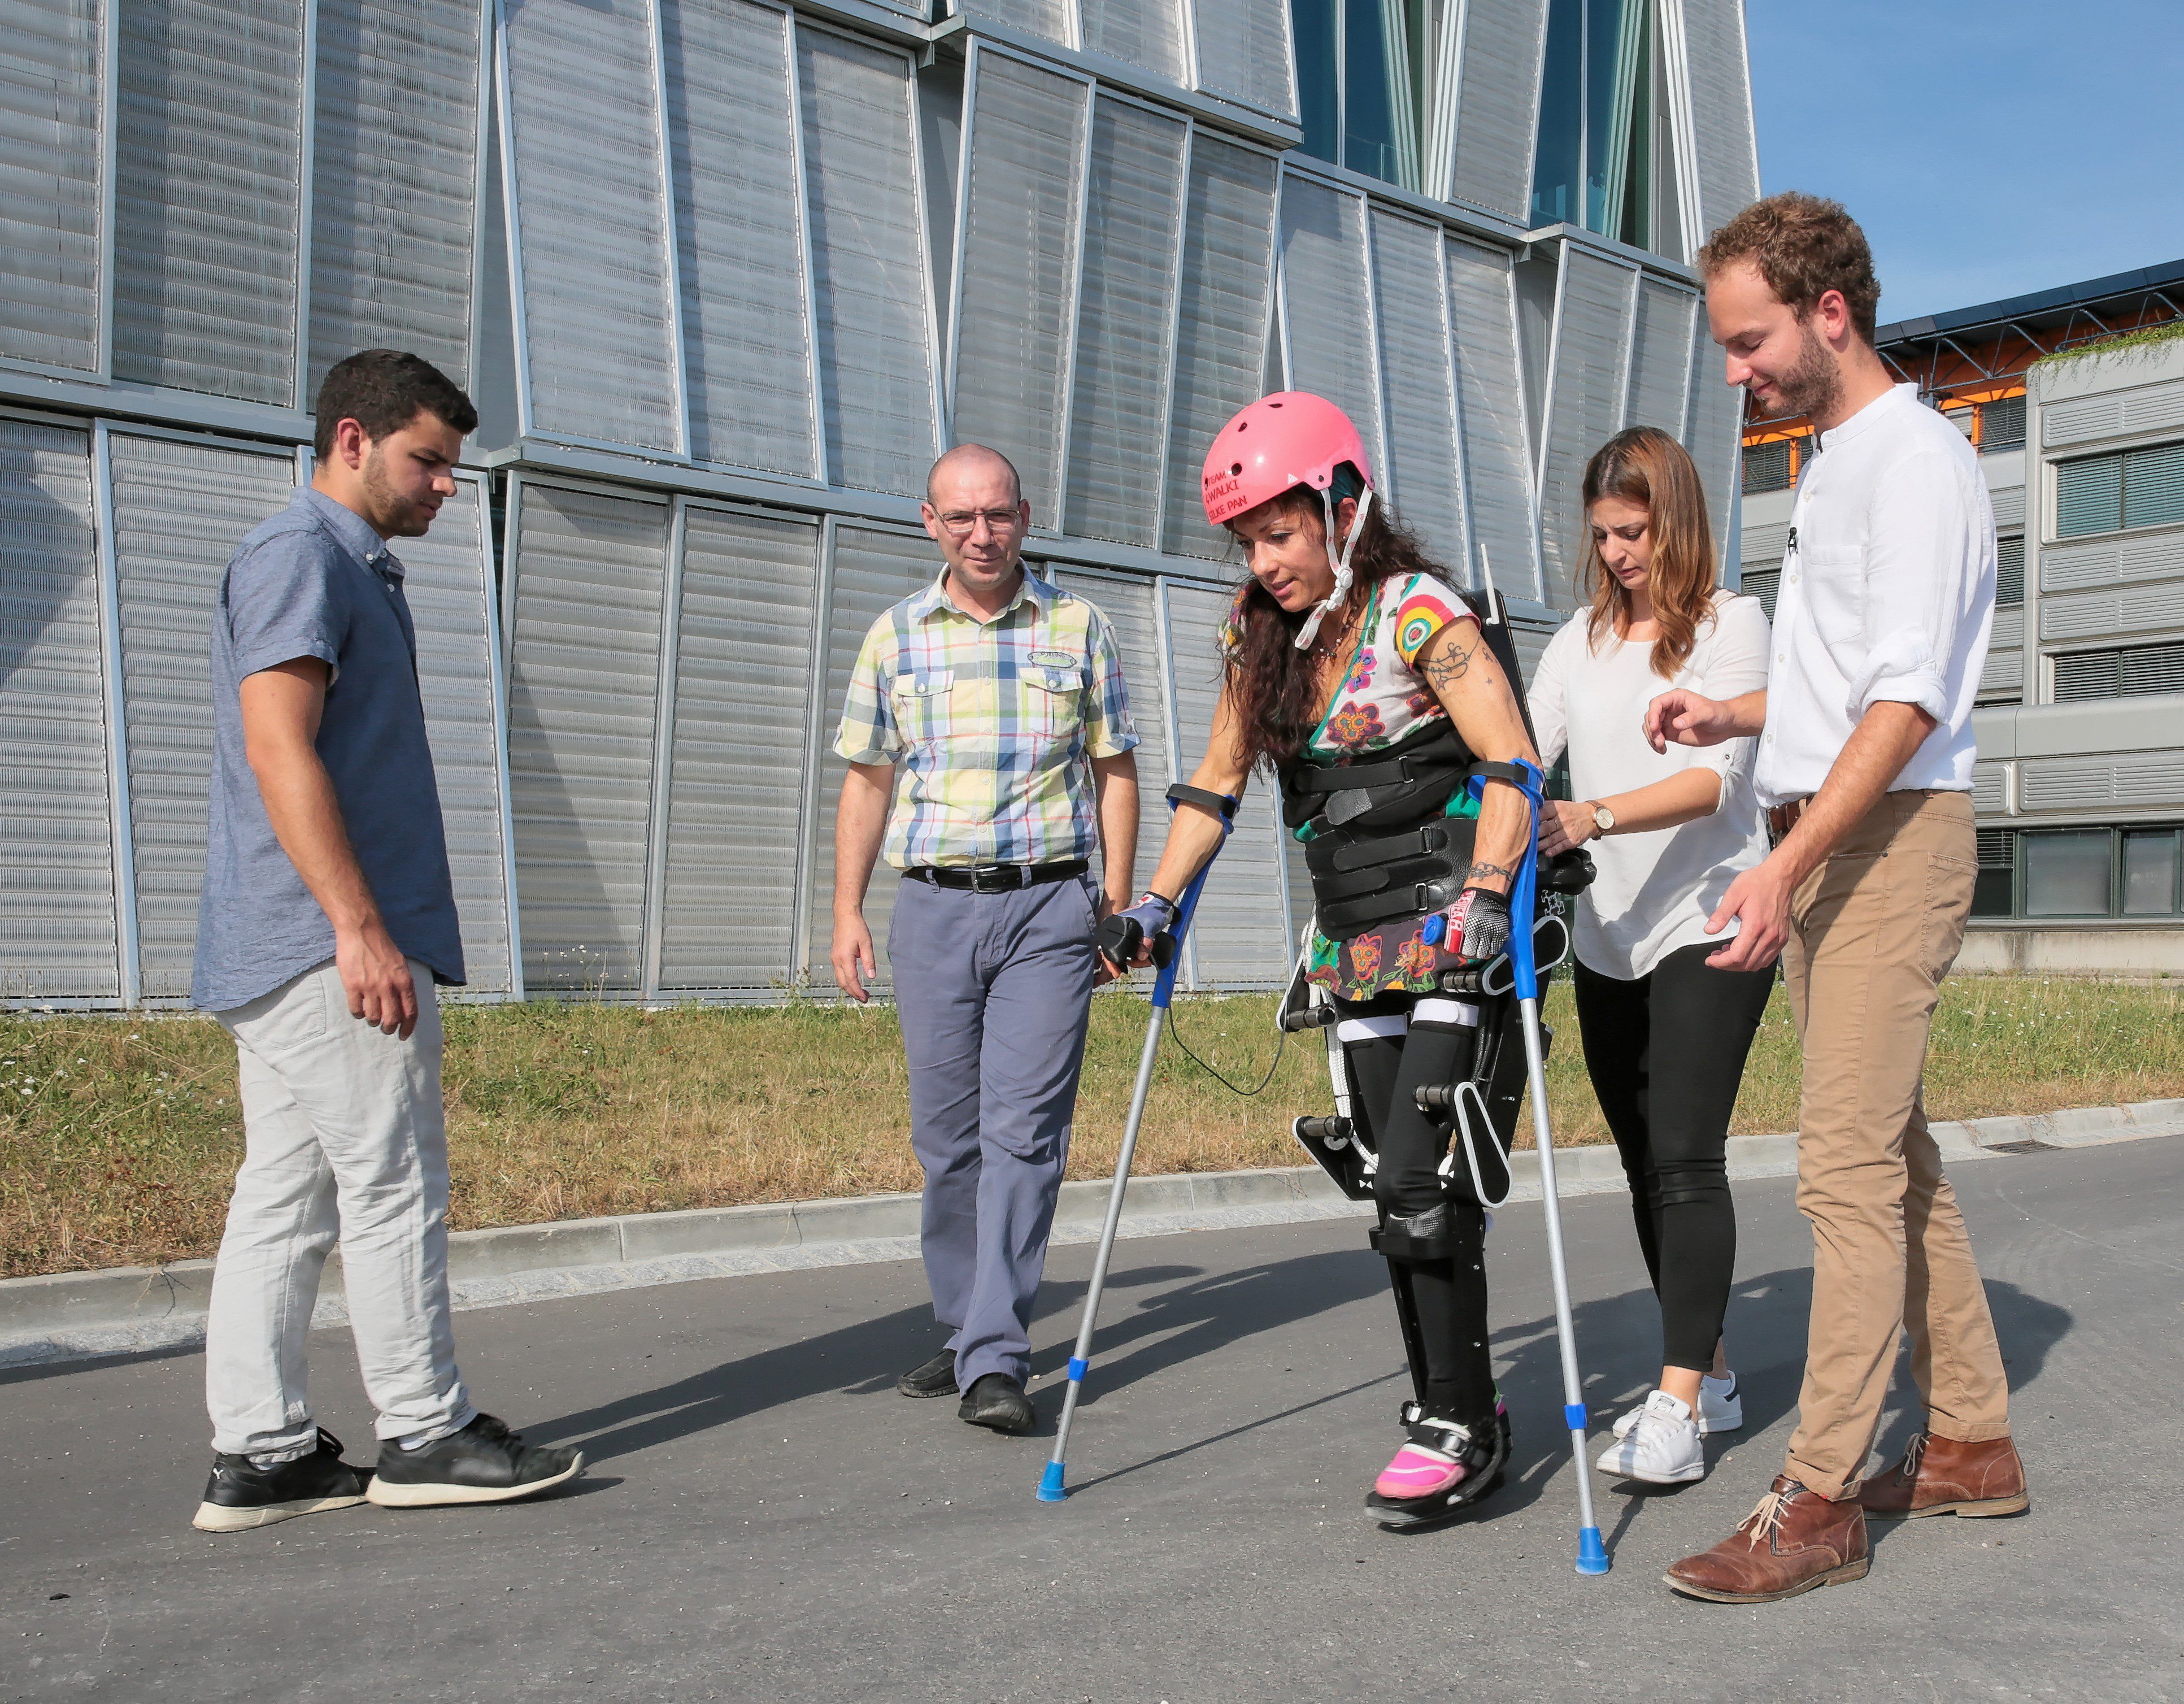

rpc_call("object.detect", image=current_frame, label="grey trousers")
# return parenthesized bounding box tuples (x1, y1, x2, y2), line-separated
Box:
(206, 958, 475, 1459)
(887, 871, 1099, 1390)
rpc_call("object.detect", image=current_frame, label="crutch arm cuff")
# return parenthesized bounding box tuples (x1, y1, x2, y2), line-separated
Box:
(1166, 783, 1239, 820)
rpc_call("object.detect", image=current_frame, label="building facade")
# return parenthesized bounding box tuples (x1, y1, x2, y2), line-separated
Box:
(0, 0, 1758, 1007)
(1739, 263, 2184, 973)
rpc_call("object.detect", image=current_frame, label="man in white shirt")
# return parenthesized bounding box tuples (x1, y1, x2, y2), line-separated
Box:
(1643, 194, 2026, 1605)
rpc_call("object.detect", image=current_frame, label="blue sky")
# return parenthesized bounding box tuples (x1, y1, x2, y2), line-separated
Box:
(1744, 0, 2184, 323)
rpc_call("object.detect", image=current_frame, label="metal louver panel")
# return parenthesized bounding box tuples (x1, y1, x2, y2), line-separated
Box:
(1738, 566, 1777, 620)
(2041, 531, 2184, 594)
(956, 0, 1071, 45)
(1445, 236, 1535, 593)
(1977, 646, 2022, 701)
(1538, 249, 1636, 610)
(308, 0, 480, 399)
(1971, 762, 2007, 814)
(1627, 279, 1695, 435)
(1049, 568, 1169, 953)
(0, 421, 112, 998)
(951, 51, 1089, 526)
(804, 525, 934, 995)
(501, 0, 681, 450)
(1160, 579, 1288, 987)
(1683, 308, 1739, 570)
(664, 0, 817, 477)
(2039, 582, 2184, 645)
(1280, 176, 1383, 483)
(1672, 0, 1756, 241)
(108, 434, 295, 997)
(798, 29, 939, 499)
(397, 479, 514, 993)
(1368, 207, 1465, 571)
(113, 0, 303, 403)
(504, 482, 668, 992)
(1081, 0, 1187, 84)
(659, 506, 820, 991)
(1446, 0, 1548, 221)
(1995, 534, 2025, 606)
(0, 0, 104, 372)
(1191, 0, 1297, 121)
(1063, 97, 1186, 548)
(1160, 134, 1277, 560)
(2020, 749, 2184, 811)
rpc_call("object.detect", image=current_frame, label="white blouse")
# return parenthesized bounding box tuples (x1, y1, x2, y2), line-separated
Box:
(1528, 592, 1773, 980)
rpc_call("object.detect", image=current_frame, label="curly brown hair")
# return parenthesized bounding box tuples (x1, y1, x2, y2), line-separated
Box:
(1697, 192, 1881, 344)
(1221, 470, 1455, 773)
(1580, 427, 1718, 679)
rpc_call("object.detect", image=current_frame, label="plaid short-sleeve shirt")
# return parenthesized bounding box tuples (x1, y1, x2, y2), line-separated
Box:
(833, 568, 1138, 868)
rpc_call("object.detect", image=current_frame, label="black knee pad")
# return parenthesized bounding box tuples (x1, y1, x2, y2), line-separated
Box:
(1378, 1200, 1459, 1262)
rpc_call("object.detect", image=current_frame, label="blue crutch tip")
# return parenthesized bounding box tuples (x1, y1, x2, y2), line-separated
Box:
(1575, 1527, 1610, 1575)
(1037, 1461, 1068, 1502)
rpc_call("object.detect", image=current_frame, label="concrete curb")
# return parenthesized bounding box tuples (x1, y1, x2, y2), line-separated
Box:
(5, 1098, 2179, 1368)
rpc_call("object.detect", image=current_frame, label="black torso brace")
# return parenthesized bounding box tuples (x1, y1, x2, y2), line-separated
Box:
(1279, 716, 1480, 941)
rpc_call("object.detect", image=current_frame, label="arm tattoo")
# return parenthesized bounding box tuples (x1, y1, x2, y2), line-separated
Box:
(1423, 632, 1479, 690)
(1467, 861, 1516, 884)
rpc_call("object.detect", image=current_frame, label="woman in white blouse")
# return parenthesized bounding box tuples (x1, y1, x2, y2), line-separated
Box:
(1528, 427, 1775, 1489)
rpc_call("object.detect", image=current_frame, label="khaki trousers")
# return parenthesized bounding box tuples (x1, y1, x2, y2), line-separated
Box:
(1781, 789, 2011, 1499)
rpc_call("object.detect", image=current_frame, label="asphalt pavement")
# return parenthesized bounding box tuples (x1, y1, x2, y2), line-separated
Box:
(4, 1135, 2178, 1703)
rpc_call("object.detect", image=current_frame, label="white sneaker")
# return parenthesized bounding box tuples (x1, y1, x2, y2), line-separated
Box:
(1612, 1372, 1741, 1440)
(1594, 1389, 1706, 1485)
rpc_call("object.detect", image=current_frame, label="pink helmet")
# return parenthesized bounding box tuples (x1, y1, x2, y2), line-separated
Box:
(1200, 391, 1374, 529)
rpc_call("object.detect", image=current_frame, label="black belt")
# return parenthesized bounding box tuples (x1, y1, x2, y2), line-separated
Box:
(907, 859, 1089, 893)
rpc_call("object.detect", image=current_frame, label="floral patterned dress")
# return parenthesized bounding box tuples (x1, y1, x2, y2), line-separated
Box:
(1273, 573, 1483, 1003)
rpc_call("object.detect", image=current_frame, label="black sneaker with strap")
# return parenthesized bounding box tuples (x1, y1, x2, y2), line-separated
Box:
(193, 1427, 372, 1533)
(365, 1413, 585, 1509)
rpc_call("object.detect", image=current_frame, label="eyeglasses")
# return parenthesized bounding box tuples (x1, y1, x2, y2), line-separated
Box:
(933, 507, 1025, 537)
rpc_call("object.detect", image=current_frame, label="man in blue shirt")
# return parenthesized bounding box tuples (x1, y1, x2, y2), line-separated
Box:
(192, 350, 581, 1532)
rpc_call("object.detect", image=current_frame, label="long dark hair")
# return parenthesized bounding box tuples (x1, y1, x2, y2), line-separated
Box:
(1223, 467, 1455, 772)
(1579, 427, 1718, 679)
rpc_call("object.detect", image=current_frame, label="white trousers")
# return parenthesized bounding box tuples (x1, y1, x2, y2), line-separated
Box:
(205, 958, 473, 1458)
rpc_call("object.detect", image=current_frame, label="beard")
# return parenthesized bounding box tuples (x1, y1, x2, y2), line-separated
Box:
(1764, 317, 1845, 422)
(360, 448, 440, 538)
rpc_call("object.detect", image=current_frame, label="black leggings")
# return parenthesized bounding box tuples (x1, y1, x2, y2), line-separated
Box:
(1335, 990, 1496, 1432)
(1572, 942, 1774, 1372)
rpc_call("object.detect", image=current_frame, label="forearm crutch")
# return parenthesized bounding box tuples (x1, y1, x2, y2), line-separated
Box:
(1479, 757, 1610, 1575)
(1038, 785, 1236, 1503)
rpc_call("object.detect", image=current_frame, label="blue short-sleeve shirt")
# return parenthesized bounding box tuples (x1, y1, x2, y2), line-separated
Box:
(190, 487, 465, 1010)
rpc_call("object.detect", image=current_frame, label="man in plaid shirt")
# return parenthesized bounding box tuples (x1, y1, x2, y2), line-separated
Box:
(832, 444, 1140, 1435)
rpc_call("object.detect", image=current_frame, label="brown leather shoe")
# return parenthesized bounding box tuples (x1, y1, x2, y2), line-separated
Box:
(1664, 1476, 1869, 1603)
(1860, 1432, 2029, 1519)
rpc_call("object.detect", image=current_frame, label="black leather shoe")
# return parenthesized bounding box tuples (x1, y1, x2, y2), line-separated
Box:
(193, 1428, 372, 1532)
(898, 1349, 958, 1398)
(958, 1373, 1034, 1433)
(366, 1414, 584, 1509)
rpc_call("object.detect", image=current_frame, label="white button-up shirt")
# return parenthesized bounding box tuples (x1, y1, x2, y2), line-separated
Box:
(1753, 382, 1996, 807)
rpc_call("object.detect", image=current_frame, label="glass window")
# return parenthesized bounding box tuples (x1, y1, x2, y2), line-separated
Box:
(1981, 394, 2026, 451)
(1531, 0, 1582, 227)
(2123, 440, 2184, 532)
(2056, 454, 2124, 538)
(2022, 829, 2113, 917)
(1995, 534, 2024, 606)
(1738, 567, 1778, 619)
(2123, 831, 2180, 915)
(1294, 0, 1338, 165)
(1342, 0, 1405, 185)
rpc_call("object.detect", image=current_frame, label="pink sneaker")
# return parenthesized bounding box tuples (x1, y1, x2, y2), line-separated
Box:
(1365, 1399, 1512, 1528)
(1374, 1438, 1470, 1501)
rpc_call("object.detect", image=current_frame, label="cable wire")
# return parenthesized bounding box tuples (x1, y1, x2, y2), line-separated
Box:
(1163, 999, 1289, 1096)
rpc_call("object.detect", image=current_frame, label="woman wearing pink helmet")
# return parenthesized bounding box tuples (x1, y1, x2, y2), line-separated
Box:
(1111, 391, 1542, 1527)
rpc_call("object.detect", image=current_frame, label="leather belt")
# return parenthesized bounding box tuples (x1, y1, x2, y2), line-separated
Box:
(907, 859, 1089, 893)
(1767, 797, 1812, 842)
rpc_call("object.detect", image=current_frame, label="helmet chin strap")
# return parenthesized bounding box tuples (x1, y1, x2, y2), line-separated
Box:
(1294, 484, 1375, 650)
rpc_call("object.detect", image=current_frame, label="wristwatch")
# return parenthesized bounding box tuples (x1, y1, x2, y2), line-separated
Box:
(1590, 802, 1616, 840)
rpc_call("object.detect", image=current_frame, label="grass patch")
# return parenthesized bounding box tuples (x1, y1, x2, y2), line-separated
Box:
(4, 975, 2181, 1278)
(2033, 317, 2184, 367)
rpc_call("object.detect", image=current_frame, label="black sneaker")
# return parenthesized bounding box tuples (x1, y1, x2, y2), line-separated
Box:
(364, 1413, 585, 1509)
(898, 1349, 959, 1398)
(193, 1428, 372, 1533)
(958, 1373, 1034, 1434)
